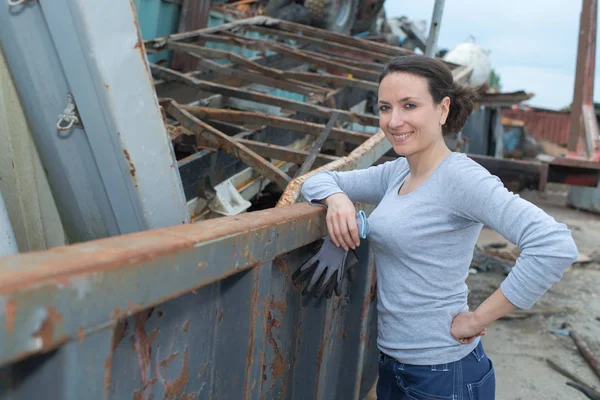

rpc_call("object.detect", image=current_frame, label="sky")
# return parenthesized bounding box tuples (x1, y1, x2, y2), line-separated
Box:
(383, 0, 596, 110)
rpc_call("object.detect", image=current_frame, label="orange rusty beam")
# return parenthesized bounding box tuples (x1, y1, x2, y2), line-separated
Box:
(166, 101, 291, 190)
(179, 105, 372, 145)
(151, 64, 379, 126)
(197, 32, 380, 81)
(242, 25, 393, 63)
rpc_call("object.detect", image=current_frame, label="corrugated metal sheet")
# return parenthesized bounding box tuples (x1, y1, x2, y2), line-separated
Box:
(0, 46, 66, 251)
(501, 109, 571, 147)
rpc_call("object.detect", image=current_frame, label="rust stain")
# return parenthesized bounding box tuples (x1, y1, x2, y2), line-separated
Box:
(11, 160, 14, 169)
(133, 309, 159, 400)
(160, 351, 179, 368)
(245, 271, 260, 398)
(105, 84, 110, 91)
(32, 308, 63, 348)
(112, 319, 129, 352)
(77, 326, 86, 341)
(269, 296, 287, 319)
(158, 311, 164, 318)
(183, 320, 190, 333)
(197, 261, 206, 269)
(273, 257, 291, 278)
(163, 347, 189, 399)
(5, 300, 16, 332)
(198, 362, 208, 377)
(123, 149, 137, 178)
(266, 312, 285, 380)
(104, 356, 112, 390)
(217, 309, 224, 322)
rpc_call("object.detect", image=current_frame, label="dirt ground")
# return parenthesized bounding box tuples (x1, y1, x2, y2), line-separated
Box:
(365, 183, 600, 399)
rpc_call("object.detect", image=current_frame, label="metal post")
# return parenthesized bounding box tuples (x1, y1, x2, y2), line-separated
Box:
(568, 0, 598, 158)
(425, 0, 446, 57)
(0, 189, 18, 256)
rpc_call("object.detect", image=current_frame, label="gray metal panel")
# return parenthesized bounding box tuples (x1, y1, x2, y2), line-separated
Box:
(0, 0, 189, 243)
(0, 190, 17, 256)
(568, 184, 600, 214)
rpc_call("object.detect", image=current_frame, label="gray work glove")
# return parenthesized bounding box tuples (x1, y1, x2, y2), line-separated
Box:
(293, 210, 370, 299)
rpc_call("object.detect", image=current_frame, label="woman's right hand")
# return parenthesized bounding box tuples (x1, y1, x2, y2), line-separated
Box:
(323, 193, 360, 251)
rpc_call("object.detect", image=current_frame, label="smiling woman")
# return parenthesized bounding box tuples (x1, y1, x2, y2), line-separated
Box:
(300, 55, 578, 399)
(377, 56, 476, 158)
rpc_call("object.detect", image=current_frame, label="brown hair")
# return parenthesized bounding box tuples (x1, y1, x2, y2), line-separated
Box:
(378, 55, 477, 135)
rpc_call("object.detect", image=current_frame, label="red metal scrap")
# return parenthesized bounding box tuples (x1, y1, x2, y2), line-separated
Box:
(501, 109, 571, 147)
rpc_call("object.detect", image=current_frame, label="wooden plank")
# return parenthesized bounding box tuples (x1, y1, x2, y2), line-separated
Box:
(179, 105, 372, 144)
(295, 113, 339, 177)
(242, 25, 393, 63)
(166, 101, 291, 190)
(198, 32, 380, 81)
(151, 64, 380, 126)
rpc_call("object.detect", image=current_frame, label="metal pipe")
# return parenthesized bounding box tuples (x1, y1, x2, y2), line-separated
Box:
(425, 0, 446, 58)
(0, 189, 17, 256)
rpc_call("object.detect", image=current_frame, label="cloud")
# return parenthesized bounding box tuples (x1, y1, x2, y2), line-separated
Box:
(495, 65, 574, 109)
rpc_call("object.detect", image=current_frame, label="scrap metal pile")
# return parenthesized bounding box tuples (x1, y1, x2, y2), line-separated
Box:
(145, 17, 478, 220)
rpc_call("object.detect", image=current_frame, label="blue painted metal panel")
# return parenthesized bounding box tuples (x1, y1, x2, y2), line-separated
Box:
(0, 203, 379, 399)
(133, 0, 182, 63)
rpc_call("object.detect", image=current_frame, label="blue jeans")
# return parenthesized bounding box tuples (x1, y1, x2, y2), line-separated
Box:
(376, 341, 495, 400)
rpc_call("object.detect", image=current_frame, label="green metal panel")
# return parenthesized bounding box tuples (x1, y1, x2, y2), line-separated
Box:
(133, 0, 181, 63)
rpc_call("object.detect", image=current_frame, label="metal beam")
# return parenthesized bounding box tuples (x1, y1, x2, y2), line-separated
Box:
(197, 33, 380, 81)
(180, 53, 326, 99)
(294, 113, 339, 177)
(277, 130, 392, 206)
(425, 0, 446, 57)
(568, 0, 598, 156)
(179, 105, 371, 145)
(280, 71, 379, 92)
(242, 25, 393, 63)
(167, 102, 291, 190)
(236, 139, 339, 165)
(151, 64, 380, 126)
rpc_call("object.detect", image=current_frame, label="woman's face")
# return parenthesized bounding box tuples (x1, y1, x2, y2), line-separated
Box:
(378, 72, 450, 157)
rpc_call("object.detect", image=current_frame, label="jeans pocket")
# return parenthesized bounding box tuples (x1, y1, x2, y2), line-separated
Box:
(467, 358, 496, 400)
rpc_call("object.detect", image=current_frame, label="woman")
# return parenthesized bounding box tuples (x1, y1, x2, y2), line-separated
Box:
(300, 55, 578, 399)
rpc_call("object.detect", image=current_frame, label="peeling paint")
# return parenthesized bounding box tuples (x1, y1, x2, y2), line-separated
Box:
(69, 275, 91, 300)
(163, 347, 189, 399)
(31, 307, 62, 349)
(4, 299, 16, 332)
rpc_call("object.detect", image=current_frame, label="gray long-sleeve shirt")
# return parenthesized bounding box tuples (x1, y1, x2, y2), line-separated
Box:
(301, 152, 578, 365)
